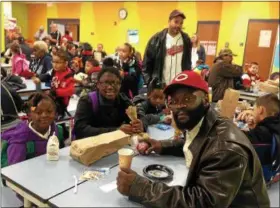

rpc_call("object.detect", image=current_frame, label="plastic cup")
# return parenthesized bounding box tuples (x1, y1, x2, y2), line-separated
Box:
(118, 148, 134, 169)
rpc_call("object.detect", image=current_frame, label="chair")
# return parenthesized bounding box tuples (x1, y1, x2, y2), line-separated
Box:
(254, 134, 280, 185)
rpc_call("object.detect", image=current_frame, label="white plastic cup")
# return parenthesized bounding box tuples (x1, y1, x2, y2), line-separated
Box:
(118, 148, 134, 169)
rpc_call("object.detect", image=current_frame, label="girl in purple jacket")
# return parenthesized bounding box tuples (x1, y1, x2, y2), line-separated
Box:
(1, 92, 61, 166)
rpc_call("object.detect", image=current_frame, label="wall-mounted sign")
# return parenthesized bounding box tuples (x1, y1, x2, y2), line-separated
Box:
(258, 30, 272, 48)
(200, 40, 217, 56)
(127, 30, 139, 44)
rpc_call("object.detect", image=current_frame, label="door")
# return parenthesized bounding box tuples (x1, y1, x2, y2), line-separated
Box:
(197, 21, 220, 67)
(66, 24, 79, 41)
(243, 20, 278, 80)
(47, 19, 80, 41)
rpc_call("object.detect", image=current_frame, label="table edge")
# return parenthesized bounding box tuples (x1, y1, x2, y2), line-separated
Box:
(1, 173, 48, 203)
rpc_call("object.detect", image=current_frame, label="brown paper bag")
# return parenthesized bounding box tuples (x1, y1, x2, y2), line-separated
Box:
(126, 106, 137, 121)
(221, 88, 240, 119)
(259, 81, 279, 93)
(70, 130, 130, 166)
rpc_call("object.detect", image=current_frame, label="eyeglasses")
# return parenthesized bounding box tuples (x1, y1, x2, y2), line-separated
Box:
(166, 94, 197, 109)
(98, 81, 121, 87)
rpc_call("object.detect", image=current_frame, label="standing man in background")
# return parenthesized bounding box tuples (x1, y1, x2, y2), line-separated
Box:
(34, 26, 48, 41)
(143, 10, 192, 85)
(208, 49, 243, 102)
(48, 24, 61, 46)
(96, 44, 107, 58)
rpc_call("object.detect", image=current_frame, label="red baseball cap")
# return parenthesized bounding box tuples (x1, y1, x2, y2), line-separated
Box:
(164, 70, 209, 95)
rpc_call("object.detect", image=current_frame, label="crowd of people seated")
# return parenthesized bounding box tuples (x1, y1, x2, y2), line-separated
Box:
(1, 9, 279, 207)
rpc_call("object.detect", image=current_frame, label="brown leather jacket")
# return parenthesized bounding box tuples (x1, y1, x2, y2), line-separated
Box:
(208, 61, 243, 102)
(128, 107, 270, 208)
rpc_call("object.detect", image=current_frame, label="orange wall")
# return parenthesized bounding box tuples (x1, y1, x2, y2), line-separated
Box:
(27, 4, 47, 40)
(25, 2, 223, 54)
(23, 1, 279, 64)
(217, 2, 279, 65)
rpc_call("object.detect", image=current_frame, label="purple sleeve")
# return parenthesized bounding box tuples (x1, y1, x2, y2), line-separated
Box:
(7, 143, 26, 165)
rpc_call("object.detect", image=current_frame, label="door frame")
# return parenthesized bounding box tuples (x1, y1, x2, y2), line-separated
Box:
(196, 20, 221, 33)
(242, 19, 279, 69)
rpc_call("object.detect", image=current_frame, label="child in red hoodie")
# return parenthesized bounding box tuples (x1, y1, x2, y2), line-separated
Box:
(80, 57, 101, 96)
(242, 62, 262, 89)
(50, 49, 75, 117)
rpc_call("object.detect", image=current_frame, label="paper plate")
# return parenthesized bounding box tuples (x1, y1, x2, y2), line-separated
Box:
(143, 164, 174, 181)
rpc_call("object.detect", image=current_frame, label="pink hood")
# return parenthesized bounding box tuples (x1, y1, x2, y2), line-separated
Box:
(12, 53, 27, 75)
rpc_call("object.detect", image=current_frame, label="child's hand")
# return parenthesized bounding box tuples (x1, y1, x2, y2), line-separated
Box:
(246, 116, 256, 129)
(237, 110, 254, 121)
(81, 79, 88, 86)
(130, 119, 144, 133)
(162, 116, 172, 125)
(120, 124, 133, 135)
(32, 77, 41, 84)
(120, 69, 124, 78)
(163, 108, 171, 115)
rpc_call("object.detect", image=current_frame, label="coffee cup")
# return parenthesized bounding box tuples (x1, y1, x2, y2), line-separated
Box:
(118, 148, 134, 169)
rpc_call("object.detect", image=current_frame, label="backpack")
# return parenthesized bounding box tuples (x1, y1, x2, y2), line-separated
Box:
(254, 134, 280, 185)
(2, 74, 27, 91)
(15, 56, 30, 74)
(1, 83, 23, 125)
(88, 91, 129, 114)
(88, 91, 99, 114)
(1, 124, 64, 168)
(71, 91, 98, 140)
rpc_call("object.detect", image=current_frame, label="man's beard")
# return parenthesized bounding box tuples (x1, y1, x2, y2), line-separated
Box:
(173, 101, 206, 131)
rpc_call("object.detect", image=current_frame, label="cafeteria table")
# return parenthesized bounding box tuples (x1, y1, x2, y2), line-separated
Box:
(1, 147, 119, 207)
(239, 90, 267, 102)
(48, 154, 188, 207)
(1, 63, 12, 74)
(1, 126, 174, 207)
(17, 79, 50, 97)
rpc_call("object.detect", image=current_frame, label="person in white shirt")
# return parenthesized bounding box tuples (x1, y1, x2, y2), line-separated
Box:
(191, 33, 206, 68)
(142, 10, 192, 85)
(34, 26, 48, 41)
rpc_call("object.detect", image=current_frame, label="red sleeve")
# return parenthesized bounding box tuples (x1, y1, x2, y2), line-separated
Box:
(56, 77, 75, 97)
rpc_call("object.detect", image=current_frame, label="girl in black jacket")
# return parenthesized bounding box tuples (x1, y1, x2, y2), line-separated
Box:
(74, 67, 146, 139)
(116, 43, 144, 99)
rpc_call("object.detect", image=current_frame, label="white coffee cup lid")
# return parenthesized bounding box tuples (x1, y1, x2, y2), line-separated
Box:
(118, 148, 134, 156)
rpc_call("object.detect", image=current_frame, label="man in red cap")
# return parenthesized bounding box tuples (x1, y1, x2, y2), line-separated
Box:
(117, 71, 269, 208)
(142, 10, 192, 85)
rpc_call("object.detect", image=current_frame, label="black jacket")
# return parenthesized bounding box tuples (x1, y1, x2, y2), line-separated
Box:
(245, 115, 280, 164)
(115, 57, 142, 97)
(30, 54, 53, 83)
(1, 83, 23, 125)
(74, 92, 148, 139)
(208, 61, 243, 102)
(20, 43, 33, 62)
(143, 29, 192, 83)
(133, 94, 165, 125)
(128, 107, 269, 208)
(50, 31, 61, 46)
(196, 45, 206, 63)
